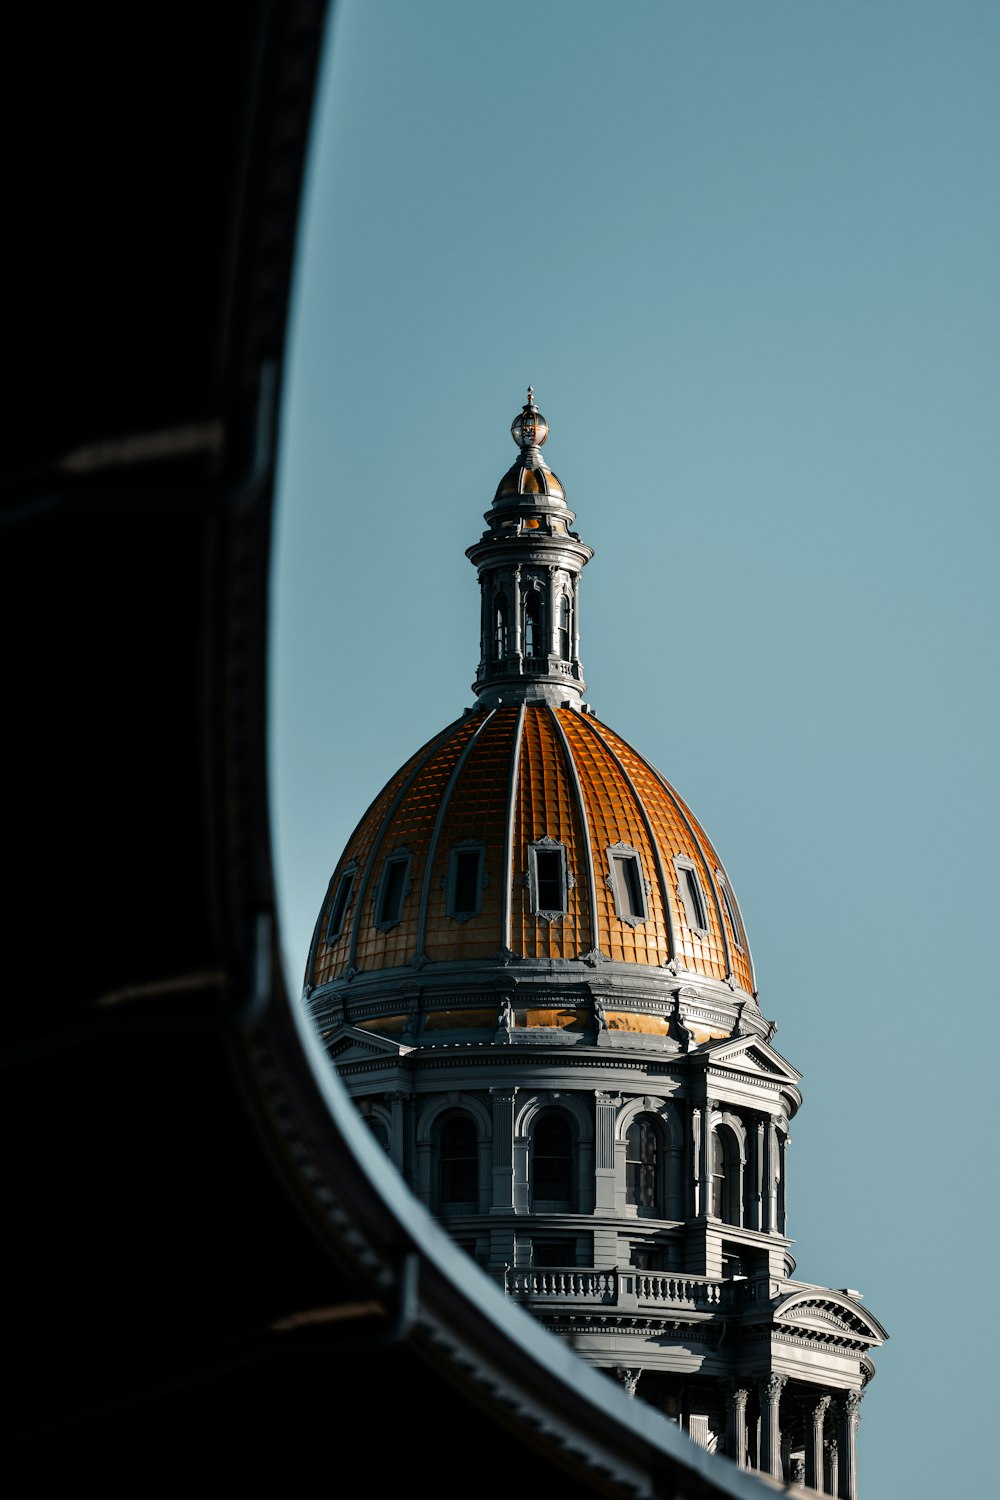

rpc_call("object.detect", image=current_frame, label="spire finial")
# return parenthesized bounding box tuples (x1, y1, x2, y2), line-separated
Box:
(511, 387, 548, 449)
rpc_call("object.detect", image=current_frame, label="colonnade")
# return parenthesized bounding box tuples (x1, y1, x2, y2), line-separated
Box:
(724, 1379, 861, 1498)
(480, 563, 580, 673)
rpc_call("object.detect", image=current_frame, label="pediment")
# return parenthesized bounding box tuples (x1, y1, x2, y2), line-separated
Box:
(703, 1034, 801, 1086)
(325, 1024, 414, 1065)
(772, 1291, 888, 1347)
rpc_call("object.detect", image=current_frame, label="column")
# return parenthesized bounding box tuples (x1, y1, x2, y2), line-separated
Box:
(479, 583, 487, 667)
(804, 1393, 831, 1493)
(778, 1128, 789, 1234)
(836, 1392, 861, 1500)
(753, 1118, 765, 1231)
(571, 574, 581, 662)
(511, 565, 522, 658)
(388, 1091, 409, 1178)
(691, 1101, 707, 1217)
(490, 1088, 517, 1211)
(757, 1374, 786, 1481)
(547, 565, 557, 656)
(725, 1384, 750, 1469)
(824, 1438, 839, 1497)
(701, 1101, 714, 1216)
(763, 1117, 778, 1232)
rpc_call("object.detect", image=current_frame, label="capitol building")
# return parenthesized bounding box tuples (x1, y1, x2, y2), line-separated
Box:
(303, 392, 887, 1495)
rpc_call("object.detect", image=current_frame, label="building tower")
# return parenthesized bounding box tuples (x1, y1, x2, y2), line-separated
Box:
(304, 392, 887, 1494)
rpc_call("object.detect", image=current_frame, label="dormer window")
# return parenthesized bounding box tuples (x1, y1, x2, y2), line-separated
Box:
(529, 838, 569, 919)
(375, 850, 411, 929)
(325, 862, 357, 943)
(673, 854, 708, 934)
(447, 843, 484, 920)
(607, 844, 648, 925)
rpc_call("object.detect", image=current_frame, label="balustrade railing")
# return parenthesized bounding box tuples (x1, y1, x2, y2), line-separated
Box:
(507, 1268, 738, 1311)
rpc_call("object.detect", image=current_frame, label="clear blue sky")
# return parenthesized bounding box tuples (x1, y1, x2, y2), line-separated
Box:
(270, 4, 999, 1494)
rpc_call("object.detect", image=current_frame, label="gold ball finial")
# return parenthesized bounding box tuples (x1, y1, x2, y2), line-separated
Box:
(511, 386, 548, 449)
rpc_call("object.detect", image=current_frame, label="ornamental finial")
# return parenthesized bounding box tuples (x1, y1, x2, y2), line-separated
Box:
(511, 387, 548, 449)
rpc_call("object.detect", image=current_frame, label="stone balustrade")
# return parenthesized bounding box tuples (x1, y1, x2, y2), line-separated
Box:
(506, 1268, 736, 1311)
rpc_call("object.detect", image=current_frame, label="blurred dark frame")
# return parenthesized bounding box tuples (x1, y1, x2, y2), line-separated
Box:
(0, 8, 775, 1494)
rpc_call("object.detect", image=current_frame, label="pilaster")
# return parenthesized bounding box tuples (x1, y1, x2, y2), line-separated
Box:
(490, 1088, 517, 1212)
(594, 1090, 618, 1212)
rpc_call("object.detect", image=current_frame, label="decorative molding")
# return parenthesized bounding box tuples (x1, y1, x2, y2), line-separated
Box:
(583, 949, 610, 967)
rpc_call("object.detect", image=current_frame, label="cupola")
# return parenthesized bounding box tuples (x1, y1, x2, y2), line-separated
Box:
(468, 389, 593, 707)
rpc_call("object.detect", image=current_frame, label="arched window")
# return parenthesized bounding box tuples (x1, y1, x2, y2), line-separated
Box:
(532, 1111, 573, 1209)
(625, 1114, 660, 1211)
(494, 592, 509, 659)
(557, 593, 570, 659)
(709, 1126, 741, 1225)
(439, 1114, 478, 1210)
(524, 590, 542, 657)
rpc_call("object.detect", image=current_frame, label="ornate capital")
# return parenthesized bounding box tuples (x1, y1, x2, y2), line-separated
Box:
(810, 1392, 832, 1422)
(840, 1391, 863, 1425)
(759, 1373, 787, 1405)
(612, 1366, 639, 1398)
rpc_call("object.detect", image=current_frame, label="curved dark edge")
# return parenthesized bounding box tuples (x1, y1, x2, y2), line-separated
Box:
(2, 5, 785, 1492)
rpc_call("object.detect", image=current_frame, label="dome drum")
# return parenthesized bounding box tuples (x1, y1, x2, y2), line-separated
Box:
(307, 961, 770, 1057)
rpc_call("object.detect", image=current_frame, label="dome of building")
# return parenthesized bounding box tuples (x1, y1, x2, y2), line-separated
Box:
(309, 702, 755, 999)
(306, 391, 763, 1051)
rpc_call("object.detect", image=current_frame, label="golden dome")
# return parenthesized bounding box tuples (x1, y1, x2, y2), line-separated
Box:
(307, 394, 762, 1051)
(309, 703, 754, 1000)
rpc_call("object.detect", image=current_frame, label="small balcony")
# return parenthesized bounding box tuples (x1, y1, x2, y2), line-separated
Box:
(506, 1267, 739, 1314)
